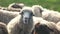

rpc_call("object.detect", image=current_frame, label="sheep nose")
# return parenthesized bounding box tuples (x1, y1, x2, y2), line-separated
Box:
(25, 18, 29, 22)
(23, 18, 29, 24)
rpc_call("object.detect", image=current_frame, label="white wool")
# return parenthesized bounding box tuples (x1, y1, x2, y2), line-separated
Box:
(32, 5, 60, 23)
(42, 8, 60, 23)
(32, 5, 43, 10)
(7, 7, 34, 34)
(32, 5, 43, 17)
(33, 16, 56, 30)
(7, 15, 21, 33)
(33, 16, 58, 34)
(20, 6, 34, 14)
(21, 6, 33, 11)
(0, 9, 19, 24)
(56, 21, 60, 31)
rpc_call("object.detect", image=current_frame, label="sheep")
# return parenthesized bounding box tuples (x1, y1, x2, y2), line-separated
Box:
(0, 22, 8, 34)
(7, 7, 35, 34)
(7, 3, 24, 12)
(0, 9, 19, 24)
(32, 17, 59, 34)
(32, 25, 57, 34)
(7, 6, 59, 34)
(32, 5, 60, 23)
(32, 23, 55, 34)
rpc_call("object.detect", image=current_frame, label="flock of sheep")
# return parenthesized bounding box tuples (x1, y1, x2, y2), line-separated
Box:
(0, 3, 60, 34)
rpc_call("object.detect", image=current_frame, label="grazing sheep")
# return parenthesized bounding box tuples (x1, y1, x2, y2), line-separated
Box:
(0, 22, 8, 34)
(7, 7, 35, 34)
(32, 18, 59, 34)
(0, 9, 19, 24)
(7, 3, 24, 12)
(32, 23, 55, 34)
(32, 5, 60, 23)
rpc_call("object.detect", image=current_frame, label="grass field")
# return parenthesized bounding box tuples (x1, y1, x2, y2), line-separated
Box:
(0, 0, 60, 11)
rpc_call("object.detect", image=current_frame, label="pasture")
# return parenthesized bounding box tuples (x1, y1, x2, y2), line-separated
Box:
(0, 0, 60, 11)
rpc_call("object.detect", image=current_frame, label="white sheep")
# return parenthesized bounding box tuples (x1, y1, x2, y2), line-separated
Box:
(0, 9, 19, 24)
(7, 3, 24, 12)
(7, 6, 59, 34)
(7, 13, 58, 34)
(7, 6, 35, 34)
(32, 5, 60, 23)
(42, 8, 60, 23)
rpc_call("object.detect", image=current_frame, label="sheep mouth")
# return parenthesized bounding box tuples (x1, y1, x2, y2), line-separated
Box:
(23, 18, 30, 24)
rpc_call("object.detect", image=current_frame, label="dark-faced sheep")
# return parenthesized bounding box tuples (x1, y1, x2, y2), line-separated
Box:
(31, 19, 59, 34)
(0, 9, 19, 24)
(7, 3, 24, 12)
(32, 5, 60, 23)
(32, 23, 54, 34)
(7, 7, 35, 34)
(0, 22, 8, 34)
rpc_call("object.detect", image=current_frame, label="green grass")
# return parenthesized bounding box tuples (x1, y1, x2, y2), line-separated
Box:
(0, 0, 60, 11)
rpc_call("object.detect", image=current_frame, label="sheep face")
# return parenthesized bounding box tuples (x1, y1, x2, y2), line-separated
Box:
(20, 10, 34, 24)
